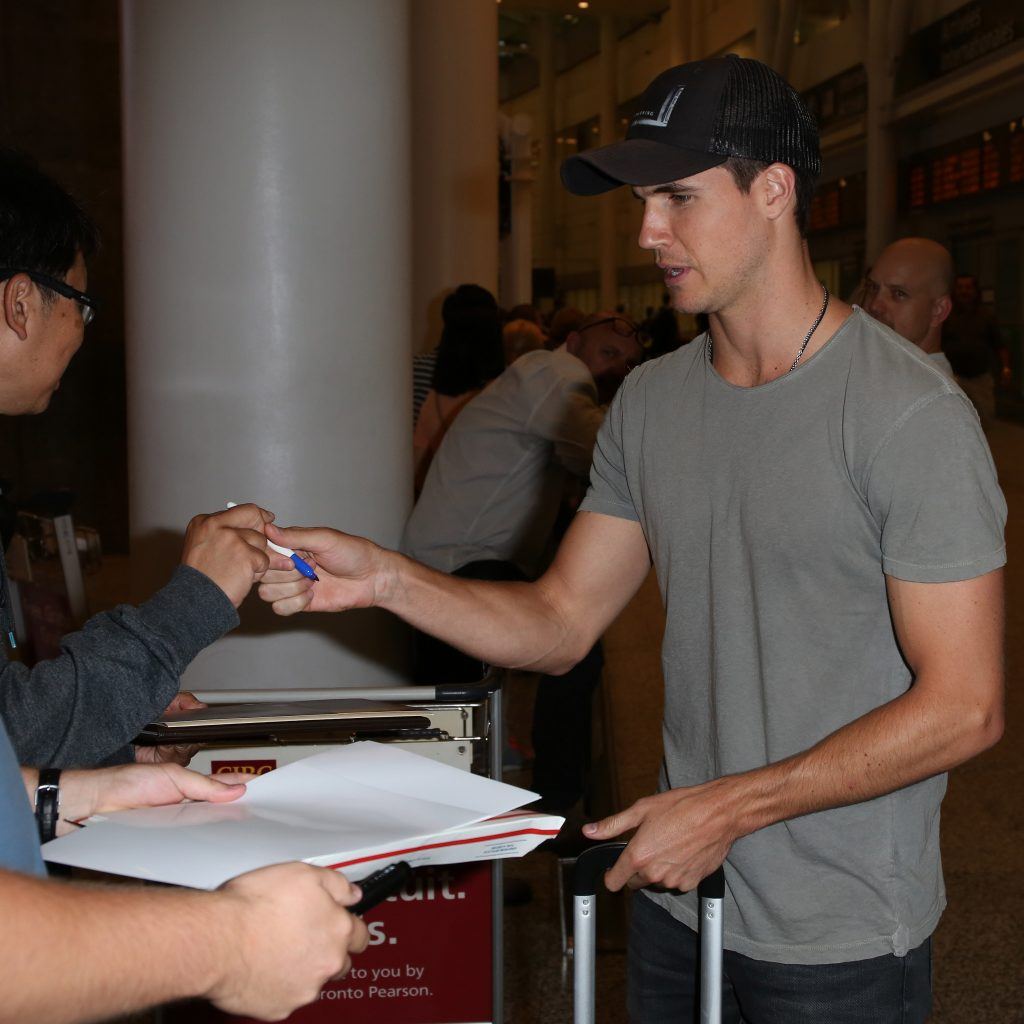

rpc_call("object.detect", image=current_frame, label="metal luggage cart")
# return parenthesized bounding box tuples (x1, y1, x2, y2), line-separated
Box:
(162, 678, 507, 1024)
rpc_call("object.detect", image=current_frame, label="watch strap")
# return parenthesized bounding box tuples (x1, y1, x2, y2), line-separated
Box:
(34, 767, 61, 844)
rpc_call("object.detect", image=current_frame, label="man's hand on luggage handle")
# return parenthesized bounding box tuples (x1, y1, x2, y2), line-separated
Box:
(583, 779, 740, 893)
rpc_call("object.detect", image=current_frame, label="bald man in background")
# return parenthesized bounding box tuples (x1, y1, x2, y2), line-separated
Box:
(864, 237, 954, 376)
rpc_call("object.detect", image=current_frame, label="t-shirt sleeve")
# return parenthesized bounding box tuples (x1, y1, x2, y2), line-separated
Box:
(866, 390, 1007, 583)
(579, 383, 640, 522)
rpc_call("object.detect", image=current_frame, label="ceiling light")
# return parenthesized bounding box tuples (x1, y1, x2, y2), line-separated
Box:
(578, 1, 589, 7)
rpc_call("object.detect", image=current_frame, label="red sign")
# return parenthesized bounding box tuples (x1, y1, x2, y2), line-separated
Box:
(210, 759, 278, 776)
(171, 862, 493, 1024)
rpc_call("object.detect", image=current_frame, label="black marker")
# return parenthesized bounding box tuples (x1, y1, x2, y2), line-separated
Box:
(349, 861, 412, 916)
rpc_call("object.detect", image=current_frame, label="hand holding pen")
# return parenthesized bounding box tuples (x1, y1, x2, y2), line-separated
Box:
(181, 503, 277, 608)
(226, 502, 320, 582)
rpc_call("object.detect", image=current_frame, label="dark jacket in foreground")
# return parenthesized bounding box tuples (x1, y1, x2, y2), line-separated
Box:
(0, 563, 238, 768)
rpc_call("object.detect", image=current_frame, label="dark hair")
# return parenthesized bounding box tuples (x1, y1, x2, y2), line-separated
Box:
(722, 156, 816, 237)
(441, 283, 497, 325)
(0, 149, 99, 300)
(433, 306, 504, 396)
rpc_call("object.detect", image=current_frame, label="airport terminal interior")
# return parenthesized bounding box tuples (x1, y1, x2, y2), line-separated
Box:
(2, 0, 1024, 1021)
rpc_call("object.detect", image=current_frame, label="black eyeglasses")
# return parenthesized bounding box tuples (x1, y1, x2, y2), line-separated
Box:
(0, 267, 99, 327)
(580, 316, 651, 348)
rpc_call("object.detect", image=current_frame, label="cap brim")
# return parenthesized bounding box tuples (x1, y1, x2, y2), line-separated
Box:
(561, 138, 727, 196)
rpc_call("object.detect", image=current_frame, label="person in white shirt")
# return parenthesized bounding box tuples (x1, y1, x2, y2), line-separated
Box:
(403, 312, 643, 812)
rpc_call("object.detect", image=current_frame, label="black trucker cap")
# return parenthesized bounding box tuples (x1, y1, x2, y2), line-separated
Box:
(561, 55, 821, 196)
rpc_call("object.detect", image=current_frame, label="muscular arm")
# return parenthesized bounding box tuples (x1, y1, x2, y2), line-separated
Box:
(0, 861, 367, 1024)
(593, 569, 1005, 891)
(262, 510, 652, 674)
(0, 869, 231, 1023)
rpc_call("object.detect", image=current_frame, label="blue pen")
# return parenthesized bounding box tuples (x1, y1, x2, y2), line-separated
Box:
(226, 502, 320, 581)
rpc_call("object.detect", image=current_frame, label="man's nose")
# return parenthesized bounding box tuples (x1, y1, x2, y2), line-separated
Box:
(638, 205, 668, 251)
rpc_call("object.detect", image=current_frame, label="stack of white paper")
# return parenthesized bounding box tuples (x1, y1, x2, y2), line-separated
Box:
(42, 742, 564, 887)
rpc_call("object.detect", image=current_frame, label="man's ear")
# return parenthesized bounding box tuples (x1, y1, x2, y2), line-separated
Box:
(2, 275, 34, 341)
(933, 294, 953, 327)
(760, 163, 797, 225)
(565, 330, 581, 356)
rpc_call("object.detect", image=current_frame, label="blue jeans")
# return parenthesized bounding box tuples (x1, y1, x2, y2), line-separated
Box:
(627, 892, 932, 1024)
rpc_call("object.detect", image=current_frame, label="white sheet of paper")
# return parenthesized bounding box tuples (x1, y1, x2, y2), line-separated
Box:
(42, 742, 540, 889)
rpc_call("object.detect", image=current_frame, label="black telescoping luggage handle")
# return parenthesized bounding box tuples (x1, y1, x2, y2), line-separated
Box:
(573, 841, 725, 898)
(573, 842, 726, 1024)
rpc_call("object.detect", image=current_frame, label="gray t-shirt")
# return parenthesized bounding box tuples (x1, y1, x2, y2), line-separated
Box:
(581, 309, 1006, 965)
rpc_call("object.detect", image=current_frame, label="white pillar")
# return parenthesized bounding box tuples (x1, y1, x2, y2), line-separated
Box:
(865, 0, 897, 264)
(499, 114, 535, 309)
(756, 0, 778, 65)
(865, 0, 914, 264)
(772, 0, 798, 76)
(689, 0, 706, 59)
(667, 0, 691, 65)
(121, 0, 413, 691)
(599, 15, 619, 311)
(535, 14, 557, 269)
(411, 0, 498, 350)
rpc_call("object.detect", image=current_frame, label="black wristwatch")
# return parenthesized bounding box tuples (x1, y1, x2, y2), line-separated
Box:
(34, 768, 61, 843)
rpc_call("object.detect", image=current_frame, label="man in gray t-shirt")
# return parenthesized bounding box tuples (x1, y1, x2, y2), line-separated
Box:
(259, 57, 1005, 1024)
(583, 307, 1003, 967)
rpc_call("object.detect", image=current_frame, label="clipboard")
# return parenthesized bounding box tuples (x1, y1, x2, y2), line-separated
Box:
(135, 698, 432, 744)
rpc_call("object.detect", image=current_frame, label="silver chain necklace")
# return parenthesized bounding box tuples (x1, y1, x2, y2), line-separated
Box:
(706, 284, 830, 375)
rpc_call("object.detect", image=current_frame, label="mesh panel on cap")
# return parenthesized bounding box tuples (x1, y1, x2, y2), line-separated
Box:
(709, 58, 821, 177)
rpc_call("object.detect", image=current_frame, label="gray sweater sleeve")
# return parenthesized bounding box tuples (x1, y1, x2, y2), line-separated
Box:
(0, 565, 239, 768)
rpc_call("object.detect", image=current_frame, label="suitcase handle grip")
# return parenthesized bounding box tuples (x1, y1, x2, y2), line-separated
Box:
(573, 841, 726, 897)
(573, 842, 627, 896)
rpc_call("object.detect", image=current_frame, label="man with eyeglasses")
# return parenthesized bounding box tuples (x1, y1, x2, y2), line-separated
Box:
(0, 148, 275, 771)
(402, 310, 643, 811)
(0, 147, 371, 1024)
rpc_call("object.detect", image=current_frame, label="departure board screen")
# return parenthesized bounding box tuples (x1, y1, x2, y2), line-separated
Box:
(903, 121, 1024, 210)
(808, 173, 866, 233)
